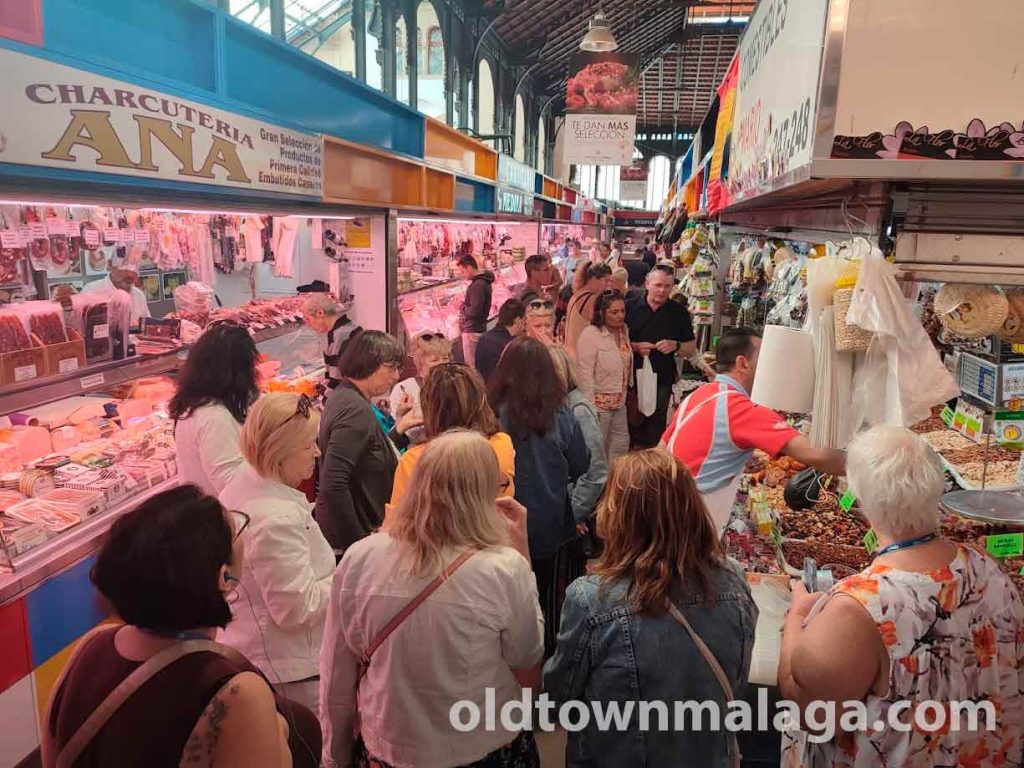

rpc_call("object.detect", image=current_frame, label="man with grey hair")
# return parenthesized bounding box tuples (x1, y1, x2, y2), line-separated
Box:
(778, 424, 1024, 767)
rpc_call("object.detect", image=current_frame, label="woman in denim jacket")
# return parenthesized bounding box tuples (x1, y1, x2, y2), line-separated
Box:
(543, 450, 758, 767)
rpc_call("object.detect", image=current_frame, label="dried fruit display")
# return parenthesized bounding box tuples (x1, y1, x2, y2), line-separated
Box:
(942, 445, 1021, 465)
(725, 531, 782, 574)
(910, 415, 947, 434)
(921, 430, 975, 453)
(780, 508, 869, 548)
(780, 538, 871, 573)
(954, 460, 1019, 488)
(0, 314, 30, 353)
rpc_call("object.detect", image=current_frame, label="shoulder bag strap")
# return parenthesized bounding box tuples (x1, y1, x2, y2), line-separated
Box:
(666, 602, 741, 768)
(52, 639, 250, 768)
(358, 551, 473, 675)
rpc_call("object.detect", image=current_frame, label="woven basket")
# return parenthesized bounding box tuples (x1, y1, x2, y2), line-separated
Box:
(1000, 289, 1024, 343)
(934, 284, 1009, 339)
(833, 288, 873, 352)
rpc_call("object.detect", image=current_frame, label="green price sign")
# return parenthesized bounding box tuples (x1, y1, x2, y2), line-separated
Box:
(839, 489, 856, 513)
(940, 405, 955, 426)
(986, 533, 1024, 559)
(863, 529, 878, 555)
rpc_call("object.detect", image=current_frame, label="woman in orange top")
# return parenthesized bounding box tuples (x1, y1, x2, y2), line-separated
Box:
(387, 363, 515, 516)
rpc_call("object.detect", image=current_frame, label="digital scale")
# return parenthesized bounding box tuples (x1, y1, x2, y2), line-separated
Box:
(958, 352, 1024, 409)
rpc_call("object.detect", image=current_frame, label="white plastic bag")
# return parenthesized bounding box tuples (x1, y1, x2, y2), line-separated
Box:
(637, 357, 658, 417)
(846, 245, 960, 429)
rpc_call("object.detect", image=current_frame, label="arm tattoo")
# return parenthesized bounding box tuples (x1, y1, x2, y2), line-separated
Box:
(182, 683, 241, 766)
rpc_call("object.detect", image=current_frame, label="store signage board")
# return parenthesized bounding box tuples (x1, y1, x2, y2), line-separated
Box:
(0, 48, 323, 197)
(564, 52, 639, 166)
(994, 410, 1024, 448)
(495, 187, 533, 216)
(497, 155, 535, 193)
(954, 398, 986, 443)
(829, 0, 1024, 162)
(620, 163, 648, 201)
(729, 0, 829, 203)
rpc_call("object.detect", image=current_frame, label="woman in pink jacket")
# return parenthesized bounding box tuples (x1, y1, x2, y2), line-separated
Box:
(575, 290, 631, 461)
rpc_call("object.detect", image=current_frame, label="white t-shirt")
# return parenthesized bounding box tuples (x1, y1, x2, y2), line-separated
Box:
(81, 277, 152, 325)
(320, 533, 543, 768)
(173, 403, 245, 497)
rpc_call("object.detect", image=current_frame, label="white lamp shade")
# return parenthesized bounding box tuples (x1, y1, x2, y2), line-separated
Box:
(580, 14, 618, 52)
(751, 325, 816, 414)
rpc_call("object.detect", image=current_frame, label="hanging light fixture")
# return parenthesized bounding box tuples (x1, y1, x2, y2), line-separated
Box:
(579, 10, 618, 52)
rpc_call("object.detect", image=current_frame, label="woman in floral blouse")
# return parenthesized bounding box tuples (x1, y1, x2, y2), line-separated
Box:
(779, 425, 1024, 767)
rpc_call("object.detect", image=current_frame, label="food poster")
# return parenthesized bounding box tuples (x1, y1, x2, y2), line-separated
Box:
(564, 52, 639, 165)
(140, 274, 162, 302)
(161, 271, 187, 298)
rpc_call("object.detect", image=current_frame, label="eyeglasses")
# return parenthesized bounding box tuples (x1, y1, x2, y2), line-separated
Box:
(528, 300, 555, 311)
(229, 510, 251, 542)
(283, 394, 314, 426)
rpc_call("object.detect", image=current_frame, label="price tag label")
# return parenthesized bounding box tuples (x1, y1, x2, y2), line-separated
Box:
(17, 225, 32, 244)
(0, 231, 21, 248)
(83, 229, 101, 248)
(120, 230, 135, 244)
(65, 220, 81, 237)
(986, 533, 1024, 558)
(135, 230, 150, 245)
(80, 373, 105, 389)
(863, 529, 878, 554)
(839, 489, 856, 512)
(93, 323, 110, 339)
(940, 405, 955, 427)
(45, 217, 64, 235)
(13, 364, 37, 382)
(29, 223, 48, 240)
(58, 357, 80, 373)
(103, 227, 120, 243)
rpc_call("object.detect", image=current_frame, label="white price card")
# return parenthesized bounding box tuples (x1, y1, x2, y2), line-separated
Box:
(135, 230, 150, 245)
(58, 357, 80, 373)
(102, 227, 119, 243)
(65, 220, 81, 237)
(29, 223, 48, 240)
(45, 217, 64, 235)
(80, 373, 105, 389)
(93, 323, 110, 339)
(18, 225, 33, 243)
(0, 231, 21, 248)
(83, 229, 100, 248)
(13, 364, 37, 382)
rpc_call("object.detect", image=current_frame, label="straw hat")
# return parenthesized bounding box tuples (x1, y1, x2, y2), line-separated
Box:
(934, 284, 1009, 339)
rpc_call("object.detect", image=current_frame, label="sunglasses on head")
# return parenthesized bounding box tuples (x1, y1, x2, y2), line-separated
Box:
(601, 289, 625, 298)
(283, 394, 314, 426)
(417, 332, 446, 342)
(229, 509, 251, 543)
(653, 264, 675, 274)
(529, 300, 554, 310)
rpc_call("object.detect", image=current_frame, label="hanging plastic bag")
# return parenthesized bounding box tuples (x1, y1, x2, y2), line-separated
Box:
(637, 357, 658, 417)
(846, 244, 960, 429)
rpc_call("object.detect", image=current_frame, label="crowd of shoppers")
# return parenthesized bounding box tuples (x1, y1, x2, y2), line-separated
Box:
(61, 236, 1024, 768)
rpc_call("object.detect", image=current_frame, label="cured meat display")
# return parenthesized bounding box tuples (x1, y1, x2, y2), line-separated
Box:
(0, 313, 31, 353)
(29, 310, 67, 345)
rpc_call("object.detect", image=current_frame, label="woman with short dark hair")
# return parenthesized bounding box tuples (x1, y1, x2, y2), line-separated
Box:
(315, 330, 421, 554)
(171, 323, 259, 496)
(41, 485, 321, 768)
(489, 336, 590, 655)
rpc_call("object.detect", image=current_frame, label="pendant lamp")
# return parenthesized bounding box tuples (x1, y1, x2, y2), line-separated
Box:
(579, 11, 618, 52)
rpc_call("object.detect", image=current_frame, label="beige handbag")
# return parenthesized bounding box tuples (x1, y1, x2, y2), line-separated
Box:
(666, 602, 742, 768)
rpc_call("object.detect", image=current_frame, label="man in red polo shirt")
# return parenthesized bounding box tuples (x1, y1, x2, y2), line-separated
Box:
(662, 328, 846, 534)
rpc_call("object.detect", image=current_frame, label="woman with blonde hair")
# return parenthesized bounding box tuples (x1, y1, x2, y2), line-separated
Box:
(321, 430, 544, 768)
(543, 449, 757, 767)
(389, 331, 452, 439)
(219, 392, 335, 712)
(389, 362, 514, 508)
